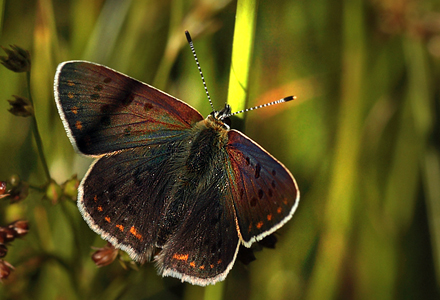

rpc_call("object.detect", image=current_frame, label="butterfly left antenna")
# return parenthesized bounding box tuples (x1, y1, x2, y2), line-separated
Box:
(185, 31, 215, 112)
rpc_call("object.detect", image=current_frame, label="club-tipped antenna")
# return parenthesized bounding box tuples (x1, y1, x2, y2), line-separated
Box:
(219, 95, 296, 120)
(185, 31, 215, 112)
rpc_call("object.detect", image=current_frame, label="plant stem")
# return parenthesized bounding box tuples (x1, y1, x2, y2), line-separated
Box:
(204, 280, 225, 300)
(0, 0, 5, 34)
(26, 71, 51, 183)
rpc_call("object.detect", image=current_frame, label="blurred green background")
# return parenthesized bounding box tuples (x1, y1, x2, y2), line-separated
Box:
(0, 0, 439, 299)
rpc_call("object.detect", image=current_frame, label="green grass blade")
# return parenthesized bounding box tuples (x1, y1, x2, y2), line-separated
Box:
(226, 0, 259, 118)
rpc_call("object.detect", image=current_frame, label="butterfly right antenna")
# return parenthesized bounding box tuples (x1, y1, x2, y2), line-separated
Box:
(219, 95, 296, 120)
(185, 31, 215, 112)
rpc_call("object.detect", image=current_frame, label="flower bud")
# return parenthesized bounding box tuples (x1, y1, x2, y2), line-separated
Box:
(8, 220, 29, 237)
(46, 180, 62, 204)
(0, 244, 7, 258)
(0, 182, 8, 200)
(9, 175, 20, 187)
(0, 260, 14, 280)
(0, 227, 16, 243)
(92, 243, 118, 267)
(0, 182, 6, 195)
(62, 175, 79, 201)
(0, 45, 31, 72)
(8, 178, 29, 203)
(7, 95, 34, 117)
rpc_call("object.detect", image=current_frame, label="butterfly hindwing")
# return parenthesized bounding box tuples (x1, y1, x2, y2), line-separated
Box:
(226, 130, 300, 245)
(78, 137, 191, 262)
(157, 187, 240, 285)
(157, 146, 240, 285)
(54, 61, 203, 155)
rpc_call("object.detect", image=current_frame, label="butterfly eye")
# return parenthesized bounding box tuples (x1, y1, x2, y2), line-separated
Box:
(223, 117, 231, 127)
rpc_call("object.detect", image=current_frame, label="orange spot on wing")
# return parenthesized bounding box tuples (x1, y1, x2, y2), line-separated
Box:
(71, 106, 78, 114)
(94, 195, 98, 202)
(283, 198, 288, 205)
(75, 121, 82, 130)
(97, 206, 103, 212)
(116, 224, 124, 231)
(248, 223, 252, 233)
(277, 207, 282, 214)
(256, 221, 264, 229)
(173, 253, 189, 261)
(130, 226, 143, 240)
(190, 261, 196, 268)
(68, 92, 74, 99)
(267, 214, 272, 221)
(67, 80, 75, 86)
(217, 259, 222, 265)
(199, 265, 205, 270)
(105, 216, 111, 222)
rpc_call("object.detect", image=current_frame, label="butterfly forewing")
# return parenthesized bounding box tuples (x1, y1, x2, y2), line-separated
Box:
(54, 61, 203, 155)
(226, 130, 299, 245)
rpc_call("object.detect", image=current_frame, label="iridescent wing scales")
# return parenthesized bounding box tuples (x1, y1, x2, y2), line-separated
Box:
(54, 61, 203, 155)
(226, 130, 300, 246)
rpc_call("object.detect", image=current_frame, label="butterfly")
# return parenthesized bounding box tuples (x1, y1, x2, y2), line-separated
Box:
(54, 39, 299, 286)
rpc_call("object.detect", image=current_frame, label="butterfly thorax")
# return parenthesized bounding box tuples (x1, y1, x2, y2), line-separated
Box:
(187, 116, 229, 173)
(176, 111, 230, 179)
(204, 114, 229, 131)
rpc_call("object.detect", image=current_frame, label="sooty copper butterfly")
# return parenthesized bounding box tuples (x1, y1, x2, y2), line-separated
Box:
(54, 32, 299, 286)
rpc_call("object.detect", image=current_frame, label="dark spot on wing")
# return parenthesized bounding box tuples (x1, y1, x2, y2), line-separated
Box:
(107, 183, 116, 194)
(122, 195, 130, 205)
(91, 93, 100, 100)
(255, 163, 261, 178)
(101, 104, 112, 113)
(100, 115, 111, 126)
(121, 93, 134, 106)
(144, 103, 153, 111)
(124, 126, 132, 136)
(268, 189, 273, 197)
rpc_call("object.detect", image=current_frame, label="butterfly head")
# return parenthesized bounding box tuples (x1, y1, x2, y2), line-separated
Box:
(207, 104, 232, 130)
